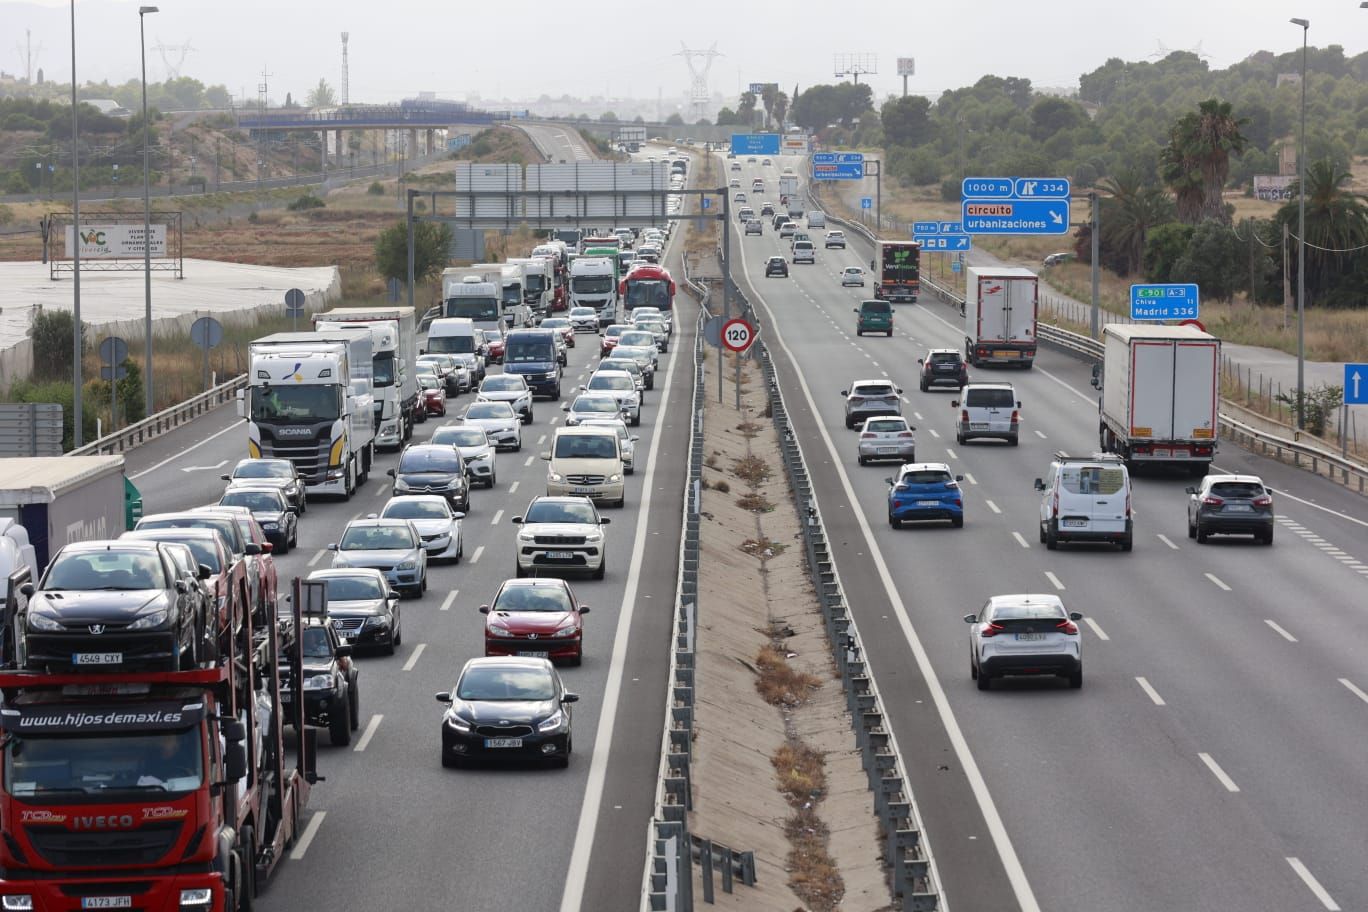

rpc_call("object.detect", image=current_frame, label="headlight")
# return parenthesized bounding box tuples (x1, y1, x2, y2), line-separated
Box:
(548, 472, 564, 483)
(445, 713, 472, 733)
(260, 521, 279, 530)
(395, 560, 417, 571)
(304, 674, 332, 691)
(26, 611, 63, 632)
(2, 896, 34, 911)
(537, 709, 568, 732)
(486, 624, 514, 638)
(517, 531, 536, 542)
(584, 531, 603, 542)
(179, 888, 213, 908)
(393, 478, 411, 491)
(127, 609, 169, 631)
(608, 474, 621, 483)
(363, 615, 388, 628)
(554, 623, 581, 638)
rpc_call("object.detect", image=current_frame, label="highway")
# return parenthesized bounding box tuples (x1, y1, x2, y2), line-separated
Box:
(723, 152, 1368, 912)
(517, 122, 598, 163)
(119, 256, 696, 909)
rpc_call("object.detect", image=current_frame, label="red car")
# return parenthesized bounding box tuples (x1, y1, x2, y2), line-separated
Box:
(417, 371, 447, 416)
(600, 324, 630, 356)
(485, 331, 505, 364)
(479, 578, 591, 665)
(539, 318, 576, 348)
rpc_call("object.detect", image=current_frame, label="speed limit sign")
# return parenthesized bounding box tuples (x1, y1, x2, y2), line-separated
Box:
(721, 318, 757, 353)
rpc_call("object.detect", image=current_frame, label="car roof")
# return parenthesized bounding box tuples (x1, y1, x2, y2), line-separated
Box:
(383, 494, 449, 507)
(556, 424, 618, 436)
(402, 443, 459, 454)
(461, 655, 555, 673)
(222, 483, 288, 497)
(235, 457, 292, 469)
(986, 593, 1065, 610)
(591, 369, 633, 378)
(963, 381, 1015, 390)
(851, 378, 893, 386)
(926, 348, 959, 355)
(123, 527, 223, 543)
(498, 577, 572, 592)
(528, 495, 597, 506)
(344, 517, 415, 530)
(62, 539, 161, 554)
(898, 462, 951, 473)
(1206, 474, 1265, 485)
(309, 567, 387, 582)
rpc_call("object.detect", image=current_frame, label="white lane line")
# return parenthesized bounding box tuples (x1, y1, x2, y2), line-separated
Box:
(1034, 429, 1047, 439)
(440, 590, 458, 612)
(1257, 486, 1368, 529)
(1264, 619, 1298, 642)
(289, 811, 327, 860)
(1339, 678, 1368, 705)
(1287, 858, 1342, 911)
(1205, 572, 1231, 591)
(538, 434, 547, 445)
(1135, 676, 1165, 705)
(1156, 534, 1180, 550)
(1012, 531, 1030, 549)
(129, 420, 241, 480)
(928, 428, 940, 439)
(963, 472, 977, 485)
(374, 484, 388, 498)
(508, 481, 520, 494)
(550, 416, 560, 425)
(985, 499, 1002, 514)
(1044, 571, 1065, 591)
(561, 306, 682, 912)
(307, 549, 328, 568)
(402, 643, 426, 672)
(1198, 752, 1241, 792)
(1083, 617, 1109, 640)
(469, 546, 484, 564)
(524, 456, 536, 467)
(353, 714, 383, 752)
(491, 509, 505, 525)
(945, 447, 958, 460)
(913, 411, 924, 421)
(901, 395, 910, 404)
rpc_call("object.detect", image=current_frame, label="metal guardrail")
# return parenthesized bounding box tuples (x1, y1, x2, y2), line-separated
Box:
(67, 373, 246, 457)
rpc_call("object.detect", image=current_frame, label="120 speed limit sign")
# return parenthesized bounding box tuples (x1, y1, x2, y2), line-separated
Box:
(722, 318, 757, 353)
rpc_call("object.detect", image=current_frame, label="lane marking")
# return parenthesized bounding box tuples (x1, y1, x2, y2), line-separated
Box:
(508, 481, 520, 494)
(1044, 571, 1065, 591)
(353, 714, 383, 752)
(1264, 619, 1298, 642)
(963, 472, 977, 485)
(1135, 676, 1165, 705)
(1286, 858, 1342, 911)
(374, 484, 387, 498)
(402, 643, 426, 672)
(913, 411, 924, 421)
(1156, 534, 1179, 550)
(129, 420, 241, 481)
(469, 546, 484, 564)
(525, 456, 536, 467)
(1011, 531, 1030, 549)
(1204, 573, 1231, 591)
(289, 811, 327, 860)
(928, 428, 941, 439)
(440, 589, 458, 611)
(491, 509, 505, 525)
(945, 447, 958, 460)
(985, 499, 1002, 514)
(1198, 752, 1240, 792)
(1033, 429, 1047, 439)
(307, 549, 328, 568)
(538, 434, 547, 445)
(1083, 617, 1108, 641)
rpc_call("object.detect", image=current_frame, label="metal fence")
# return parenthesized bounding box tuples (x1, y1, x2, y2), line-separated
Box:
(67, 373, 246, 457)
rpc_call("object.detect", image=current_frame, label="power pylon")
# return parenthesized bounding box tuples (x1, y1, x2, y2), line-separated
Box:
(153, 38, 195, 81)
(677, 42, 722, 123)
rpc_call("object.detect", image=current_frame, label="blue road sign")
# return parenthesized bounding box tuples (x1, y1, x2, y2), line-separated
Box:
(914, 234, 972, 251)
(1130, 283, 1199, 321)
(860, 197, 872, 210)
(962, 198, 1070, 235)
(748, 83, 767, 95)
(1013, 178, 1070, 198)
(702, 198, 711, 209)
(811, 151, 864, 180)
(938, 221, 962, 233)
(951, 261, 962, 273)
(962, 177, 1014, 198)
(1346, 363, 1368, 405)
(730, 133, 780, 156)
(913, 221, 939, 235)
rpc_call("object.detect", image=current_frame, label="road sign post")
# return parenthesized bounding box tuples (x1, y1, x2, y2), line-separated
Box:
(722, 318, 757, 410)
(1130, 284, 1200, 321)
(191, 316, 224, 392)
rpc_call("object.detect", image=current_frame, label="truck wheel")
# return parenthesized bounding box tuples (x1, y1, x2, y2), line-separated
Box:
(329, 694, 352, 746)
(238, 826, 257, 912)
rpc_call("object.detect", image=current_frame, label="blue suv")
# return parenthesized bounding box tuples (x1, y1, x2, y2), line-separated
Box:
(502, 329, 563, 400)
(886, 463, 964, 529)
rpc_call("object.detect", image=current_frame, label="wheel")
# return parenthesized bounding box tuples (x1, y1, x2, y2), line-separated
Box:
(631, 413, 640, 427)
(593, 553, 606, 580)
(329, 694, 352, 746)
(1187, 518, 1197, 539)
(856, 328, 863, 337)
(956, 433, 965, 445)
(887, 512, 900, 529)
(421, 574, 428, 593)
(1119, 535, 1133, 552)
(1039, 522, 1047, 543)
(1196, 526, 1209, 544)
(969, 655, 978, 680)
(349, 677, 361, 729)
(1261, 529, 1274, 546)
(513, 439, 522, 452)
(290, 526, 298, 548)
(237, 826, 257, 912)
(976, 669, 991, 691)
(383, 629, 397, 656)
(566, 649, 583, 668)
(858, 456, 867, 466)
(951, 515, 964, 528)
(1008, 435, 1019, 447)
(1045, 521, 1059, 550)
(526, 410, 534, 423)
(392, 610, 402, 646)
(515, 561, 527, 578)
(886, 330, 893, 337)
(1068, 668, 1083, 689)
(552, 736, 572, 769)
(441, 751, 461, 769)
(919, 381, 928, 392)
(488, 472, 497, 488)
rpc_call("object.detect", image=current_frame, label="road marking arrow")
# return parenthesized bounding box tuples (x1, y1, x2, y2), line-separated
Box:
(179, 460, 228, 473)
(1354, 370, 1361, 400)
(1049, 210, 1064, 225)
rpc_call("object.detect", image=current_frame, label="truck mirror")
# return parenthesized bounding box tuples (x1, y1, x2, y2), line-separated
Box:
(1033, 478, 1045, 490)
(224, 740, 248, 782)
(234, 389, 245, 420)
(222, 720, 246, 742)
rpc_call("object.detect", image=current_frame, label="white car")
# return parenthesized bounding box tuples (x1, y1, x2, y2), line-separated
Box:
(953, 383, 1021, 445)
(633, 319, 669, 352)
(965, 594, 1084, 690)
(430, 424, 497, 488)
(512, 495, 611, 579)
(857, 416, 915, 465)
(380, 495, 464, 563)
(578, 417, 639, 474)
(582, 370, 642, 426)
(568, 307, 601, 333)
(631, 305, 671, 333)
(841, 266, 866, 287)
(562, 392, 627, 427)
(477, 374, 534, 423)
(460, 401, 522, 451)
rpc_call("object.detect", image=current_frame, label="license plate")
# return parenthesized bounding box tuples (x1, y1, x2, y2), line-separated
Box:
(572, 487, 595, 494)
(1062, 519, 1088, 528)
(994, 350, 1017, 359)
(546, 551, 574, 560)
(485, 738, 523, 748)
(1225, 504, 1253, 512)
(1015, 633, 1045, 642)
(970, 423, 989, 430)
(75, 653, 122, 666)
(878, 447, 898, 454)
(517, 650, 549, 658)
(1152, 448, 1171, 457)
(82, 898, 132, 909)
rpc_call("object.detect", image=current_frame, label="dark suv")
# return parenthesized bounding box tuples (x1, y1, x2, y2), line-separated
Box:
(388, 443, 470, 513)
(918, 349, 970, 391)
(1186, 474, 1274, 544)
(765, 256, 789, 278)
(281, 621, 359, 746)
(502, 329, 563, 400)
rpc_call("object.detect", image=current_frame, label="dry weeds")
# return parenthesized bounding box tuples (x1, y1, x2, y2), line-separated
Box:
(736, 492, 775, 513)
(733, 453, 772, 486)
(753, 645, 822, 708)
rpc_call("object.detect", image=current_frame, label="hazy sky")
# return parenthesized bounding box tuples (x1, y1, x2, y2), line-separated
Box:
(4, 0, 1367, 106)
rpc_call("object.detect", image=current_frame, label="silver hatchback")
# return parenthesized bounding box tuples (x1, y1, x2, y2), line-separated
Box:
(857, 416, 916, 465)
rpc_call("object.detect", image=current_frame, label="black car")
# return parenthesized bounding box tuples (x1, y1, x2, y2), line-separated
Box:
(218, 485, 298, 554)
(388, 444, 470, 513)
(765, 256, 789, 278)
(21, 540, 209, 672)
(281, 621, 358, 746)
(436, 657, 578, 769)
(220, 458, 306, 513)
(918, 349, 970, 391)
(310, 568, 402, 655)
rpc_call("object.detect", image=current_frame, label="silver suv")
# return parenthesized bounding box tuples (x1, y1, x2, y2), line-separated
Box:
(840, 379, 903, 429)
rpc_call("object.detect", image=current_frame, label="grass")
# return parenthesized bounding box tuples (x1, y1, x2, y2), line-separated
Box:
(732, 453, 772, 486)
(736, 492, 774, 513)
(739, 536, 787, 557)
(772, 740, 826, 805)
(753, 645, 822, 708)
(773, 739, 844, 911)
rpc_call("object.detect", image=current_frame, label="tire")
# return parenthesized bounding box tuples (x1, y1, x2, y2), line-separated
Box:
(515, 561, 527, 578)
(919, 381, 928, 392)
(393, 612, 402, 646)
(1119, 534, 1133, 552)
(631, 414, 640, 427)
(329, 694, 351, 746)
(951, 515, 964, 528)
(1187, 519, 1197, 539)
(858, 456, 867, 466)
(1196, 526, 1209, 544)
(237, 826, 257, 912)
(349, 677, 361, 729)
(1261, 529, 1274, 546)
(593, 554, 606, 580)
(969, 656, 978, 680)
(441, 751, 461, 769)
(976, 669, 991, 691)
(887, 330, 893, 337)
(1008, 435, 1019, 447)
(1045, 521, 1059, 551)
(1039, 522, 1047, 544)
(1068, 668, 1083, 689)
(887, 512, 900, 529)
(383, 631, 397, 656)
(856, 328, 863, 337)
(956, 433, 965, 445)
(488, 472, 497, 488)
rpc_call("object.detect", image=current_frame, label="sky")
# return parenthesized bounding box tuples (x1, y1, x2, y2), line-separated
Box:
(3, 0, 1368, 107)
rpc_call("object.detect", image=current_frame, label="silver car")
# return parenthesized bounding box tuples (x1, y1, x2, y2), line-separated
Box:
(582, 370, 641, 426)
(631, 306, 672, 334)
(633, 319, 669, 352)
(612, 345, 658, 390)
(857, 416, 916, 465)
(578, 417, 639, 474)
(461, 401, 523, 451)
(841, 379, 904, 429)
(568, 307, 600, 333)
(599, 356, 646, 394)
(380, 495, 465, 563)
(562, 392, 627, 427)
(477, 374, 535, 423)
(430, 424, 497, 487)
(328, 518, 427, 599)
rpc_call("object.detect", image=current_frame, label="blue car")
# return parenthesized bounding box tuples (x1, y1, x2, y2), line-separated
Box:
(886, 463, 964, 528)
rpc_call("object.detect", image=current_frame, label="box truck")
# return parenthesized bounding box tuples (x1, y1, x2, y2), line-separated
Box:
(964, 266, 1037, 367)
(312, 306, 418, 450)
(0, 456, 138, 574)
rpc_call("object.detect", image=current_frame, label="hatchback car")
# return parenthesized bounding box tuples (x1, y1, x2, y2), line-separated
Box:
(513, 496, 611, 579)
(417, 353, 467, 396)
(745, 219, 763, 236)
(599, 355, 648, 394)
(633, 319, 670, 353)
(765, 256, 789, 278)
(329, 518, 427, 598)
(611, 345, 658, 390)
(599, 323, 630, 355)
(953, 383, 1021, 445)
(1186, 474, 1274, 544)
(415, 370, 447, 417)
(217, 486, 298, 554)
(886, 463, 964, 528)
(221, 458, 305, 513)
(825, 230, 847, 249)
(461, 401, 523, 451)
(480, 578, 591, 664)
(388, 443, 470, 513)
(568, 307, 601, 333)
(380, 494, 465, 563)
(760, 202, 776, 217)
(436, 657, 578, 768)
(919, 349, 969, 391)
(858, 417, 916, 465)
(841, 380, 903, 429)
(309, 567, 401, 655)
(779, 222, 796, 239)
(734, 193, 747, 204)
(477, 374, 535, 423)
(841, 266, 866, 287)
(430, 424, 497, 487)
(966, 594, 1083, 690)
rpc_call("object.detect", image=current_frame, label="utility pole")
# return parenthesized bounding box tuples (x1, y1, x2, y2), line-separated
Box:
(1090, 192, 1100, 340)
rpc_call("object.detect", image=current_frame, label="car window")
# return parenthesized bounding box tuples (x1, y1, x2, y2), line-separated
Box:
(853, 384, 895, 397)
(929, 352, 960, 363)
(482, 376, 526, 392)
(1209, 482, 1265, 498)
(301, 626, 334, 659)
(866, 419, 905, 433)
(432, 427, 488, 447)
(457, 666, 555, 701)
(320, 576, 385, 600)
(399, 449, 463, 474)
(964, 388, 1016, 408)
(860, 302, 890, 313)
(1059, 466, 1125, 496)
(494, 585, 573, 613)
(234, 461, 291, 479)
(898, 470, 952, 486)
(465, 403, 516, 420)
(138, 516, 243, 555)
(45, 550, 165, 591)
(589, 375, 633, 391)
(525, 500, 598, 524)
(340, 525, 415, 550)
(174, 538, 221, 572)
(619, 332, 655, 347)
(554, 435, 617, 459)
(990, 602, 1066, 621)
(382, 500, 450, 520)
(220, 490, 285, 513)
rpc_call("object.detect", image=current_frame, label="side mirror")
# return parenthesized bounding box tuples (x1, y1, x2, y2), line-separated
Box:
(950, 400, 960, 408)
(561, 693, 580, 704)
(19, 582, 34, 597)
(839, 390, 848, 397)
(326, 543, 338, 551)
(1016, 401, 1023, 409)
(897, 388, 904, 395)
(451, 512, 466, 520)
(540, 452, 551, 461)
(1184, 486, 1197, 495)
(335, 644, 353, 658)
(387, 468, 396, 478)
(852, 307, 858, 313)
(478, 605, 491, 614)
(955, 475, 964, 482)
(220, 474, 231, 481)
(884, 477, 894, 485)
(511, 516, 524, 524)
(435, 691, 452, 704)
(599, 517, 611, 525)
(963, 614, 978, 624)
(224, 739, 248, 782)
(244, 543, 262, 556)
(198, 563, 213, 581)
(1033, 478, 1045, 491)
(917, 359, 925, 365)
(1069, 612, 1084, 621)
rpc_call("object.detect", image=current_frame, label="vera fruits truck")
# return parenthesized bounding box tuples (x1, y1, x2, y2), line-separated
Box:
(242, 332, 376, 499)
(963, 266, 1038, 367)
(312, 307, 418, 450)
(1095, 323, 1220, 475)
(874, 241, 921, 304)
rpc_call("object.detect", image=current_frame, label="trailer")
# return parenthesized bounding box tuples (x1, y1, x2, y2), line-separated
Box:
(0, 457, 140, 574)
(964, 266, 1038, 367)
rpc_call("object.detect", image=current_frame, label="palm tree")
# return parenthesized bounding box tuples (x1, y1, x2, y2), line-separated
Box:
(1100, 170, 1176, 275)
(1277, 158, 1368, 298)
(1160, 99, 1247, 224)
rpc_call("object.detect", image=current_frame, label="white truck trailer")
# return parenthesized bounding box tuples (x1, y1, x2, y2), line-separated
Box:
(312, 306, 418, 450)
(964, 266, 1039, 367)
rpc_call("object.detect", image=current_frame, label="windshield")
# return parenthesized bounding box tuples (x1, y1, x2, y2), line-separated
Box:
(482, 376, 526, 392)
(233, 461, 291, 480)
(220, 490, 285, 513)
(619, 332, 655, 347)
(524, 274, 546, 293)
(525, 501, 597, 524)
(465, 403, 515, 420)
(319, 575, 385, 601)
(501, 285, 522, 305)
(432, 427, 488, 448)
(44, 550, 165, 590)
(399, 449, 463, 474)
(373, 351, 396, 387)
(383, 499, 450, 520)
(416, 372, 441, 389)
(444, 297, 499, 321)
(457, 666, 555, 701)
(340, 525, 415, 551)
(505, 338, 554, 363)
(571, 276, 613, 295)
(625, 280, 670, 310)
(138, 516, 243, 555)
(251, 385, 341, 422)
(427, 334, 475, 354)
(554, 433, 616, 458)
(494, 585, 573, 614)
(161, 537, 221, 573)
(540, 320, 569, 330)
(5, 728, 203, 797)
(301, 626, 335, 659)
(991, 602, 1065, 622)
(589, 375, 634, 391)
(929, 352, 959, 364)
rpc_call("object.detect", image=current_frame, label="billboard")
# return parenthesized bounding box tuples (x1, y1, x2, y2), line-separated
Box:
(1253, 175, 1296, 202)
(63, 224, 167, 259)
(897, 58, 915, 76)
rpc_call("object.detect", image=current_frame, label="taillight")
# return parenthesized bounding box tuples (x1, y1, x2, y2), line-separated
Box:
(1052, 491, 1059, 517)
(860, 433, 876, 439)
(960, 410, 970, 424)
(1201, 495, 1223, 506)
(897, 432, 914, 438)
(1252, 495, 1272, 507)
(1056, 619, 1078, 635)
(980, 622, 1005, 638)
(1010, 410, 1020, 425)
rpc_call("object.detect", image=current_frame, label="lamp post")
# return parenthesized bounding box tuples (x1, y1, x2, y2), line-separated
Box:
(139, 5, 158, 418)
(1290, 16, 1308, 430)
(70, 0, 84, 448)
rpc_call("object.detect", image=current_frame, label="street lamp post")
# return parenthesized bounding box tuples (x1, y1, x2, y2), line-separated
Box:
(1291, 17, 1308, 430)
(70, 0, 85, 448)
(140, 5, 158, 418)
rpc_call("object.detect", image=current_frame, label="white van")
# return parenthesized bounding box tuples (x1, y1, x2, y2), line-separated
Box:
(806, 210, 826, 230)
(541, 426, 626, 508)
(424, 318, 487, 385)
(1034, 453, 1133, 551)
(952, 382, 1021, 445)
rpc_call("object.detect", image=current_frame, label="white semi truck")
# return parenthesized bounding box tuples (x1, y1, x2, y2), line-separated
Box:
(568, 256, 617, 322)
(312, 306, 418, 450)
(964, 266, 1039, 367)
(472, 262, 532, 329)
(508, 256, 554, 318)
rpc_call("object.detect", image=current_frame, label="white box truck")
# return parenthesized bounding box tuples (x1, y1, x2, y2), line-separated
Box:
(472, 262, 532, 329)
(312, 306, 418, 450)
(509, 256, 554, 318)
(964, 266, 1039, 367)
(1094, 323, 1220, 475)
(441, 269, 503, 334)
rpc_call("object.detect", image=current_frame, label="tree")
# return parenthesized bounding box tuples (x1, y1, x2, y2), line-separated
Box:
(1143, 222, 1195, 283)
(772, 91, 789, 129)
(1159, 99, 1247, 224)
(1098, 170, 1176, 276)
(284, 92, 295, 109)
(306, 79, 337, 108)
(714, 106, 740, 125)
(600, 112, 618, 122)
(373, 220, 453, 285)
(791, 82, 873, 131)
(664, 112, 684, 125)
(881, 95, 933, 147)
(1029, 97, 1087, 143)
(1275, 158, 1368, 299)
(27, 309, 85, 382)
(1171, 218, 1246, 301)
(736, 91, 758, 126)
(760, 84, 777, 129)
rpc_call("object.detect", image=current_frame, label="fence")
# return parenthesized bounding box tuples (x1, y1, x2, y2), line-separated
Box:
(66, 373, 246, 457)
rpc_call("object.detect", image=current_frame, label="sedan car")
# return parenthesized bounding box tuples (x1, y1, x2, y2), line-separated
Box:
(380, 494, 464, 563)
(539, 317, 576, 349)
(744, 219, 763, 236)
(611, 346, 658, 390)
(825, 230, 847, 249)
(778, 222, 796, 239)
(484, 329, 505, 364)
(886, 463, 964, 528)
(765, 256, 788, 278)
(858, 417, 916, 465)
(329, 518, 427, 599)
(461, 401, 523, 451)
(436, 657, 579, 768)
(430, 424, 497, 487)
(479, 578, 591, 664)
(563, 392, 628, 426)
(387, 443, 470, 513)
(966, 594, 1083, 690)
(477, 374, 535, 423)
(599, 355, 647, 394)
(220, 458, 305, 514)
(217, 485, 298, 554)
(919, 349, 969, 391)
(568, 307, 601, 333)
(1186, 474, 1274, 544)
(415, 370, 448, 417)
(582, 370, 642, 426)
(842, 379, 903, 428)
(630, 306, 671, 334)
(309, 567, 401, 655)
(841, 266, 866, 287)
(513, 496, 610, 578)
(283, 620, 358, 745)
(577, 417, 639, 474)
(600, 323, 631, 356)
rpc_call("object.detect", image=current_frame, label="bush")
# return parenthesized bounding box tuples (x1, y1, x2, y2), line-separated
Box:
(367, 181, 385, 196)
(286, 193, 325, 211)
(2, 113, 45, 131)
(6, 379, 97, 452)
(890, 147, 941, 186)
(940, 178, 962, 202)
(27, 310, 85, 382)
(0, 203, 13, 226)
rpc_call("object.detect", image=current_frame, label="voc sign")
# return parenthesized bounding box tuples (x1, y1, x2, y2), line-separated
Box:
(1130, 284, 1199, 321)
